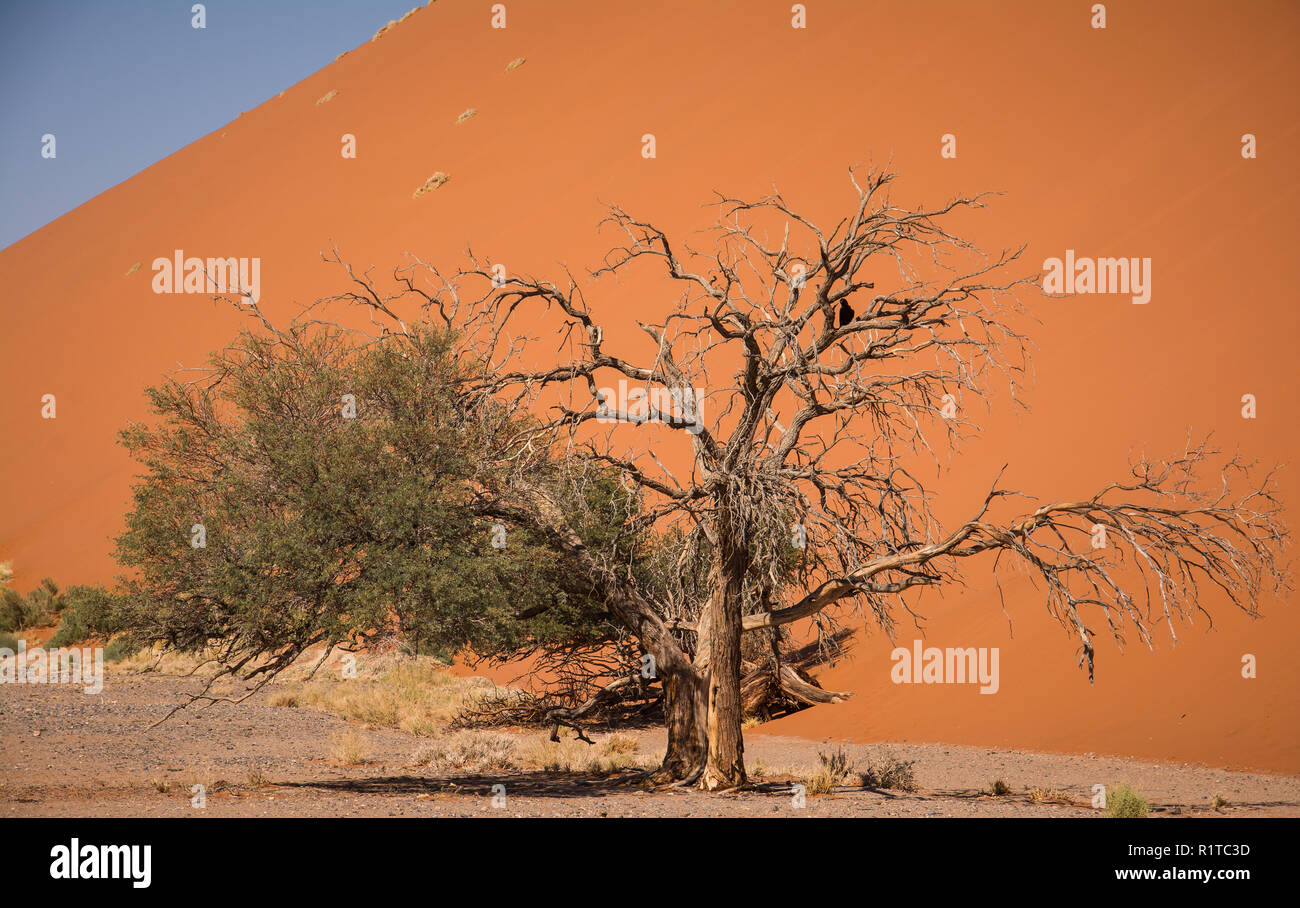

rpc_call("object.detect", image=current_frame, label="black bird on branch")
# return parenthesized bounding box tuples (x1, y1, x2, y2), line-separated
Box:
(837, 299, 855, 327)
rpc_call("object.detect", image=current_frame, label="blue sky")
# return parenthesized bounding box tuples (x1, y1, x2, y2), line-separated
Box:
(0, 0, 420, 249)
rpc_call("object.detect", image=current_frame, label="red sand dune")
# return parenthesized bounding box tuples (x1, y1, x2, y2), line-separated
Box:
(1, 1, 1296, 772)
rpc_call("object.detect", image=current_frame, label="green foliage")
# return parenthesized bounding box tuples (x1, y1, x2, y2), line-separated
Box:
(1104, 783, 1149, 818)
(0, 572, 127, 660)
(0, 587, 27, 633)
(103, 637, 140, 663)
(0, 632, 18, 652)
(1, 577, 125, 639)
(0, 577, 58, 631)
(115, 325, 642, 677)
(47, 585, 127, 647)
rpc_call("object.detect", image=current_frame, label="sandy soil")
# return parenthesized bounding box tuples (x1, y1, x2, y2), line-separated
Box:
(3, 670, 1297, 818)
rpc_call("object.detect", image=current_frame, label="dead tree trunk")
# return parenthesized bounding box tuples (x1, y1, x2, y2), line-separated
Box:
(701, 526, 748, 790)
(658, 669, 707, 783)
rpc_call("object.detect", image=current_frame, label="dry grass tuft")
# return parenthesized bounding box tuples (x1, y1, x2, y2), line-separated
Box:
(125, 262, 141, 276)
(524, 733, 649, 775)
(1027, 786, 1073, 805)
(456, 108, 477, 124)
(505, 57, 526, 72)
(113, 646, 497, 739)
(316, 89, 338, 106)
(112, 645, 219, 676)
(805, 747, 855, 796)
(859, 749, 918, 792)
(601, 734, 639, 758)
(267, 689, 299, 708)
(179, 776, 230, 795)
(292, 658, 494, 736)
(331, 730, 369, 766)
(246, 769, 271, 789)
(373, 21, 396, 41)
(410, 730, 518, 773)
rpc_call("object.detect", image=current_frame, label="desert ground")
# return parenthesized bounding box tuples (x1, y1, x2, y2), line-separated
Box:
(3, 655, 1296, 819)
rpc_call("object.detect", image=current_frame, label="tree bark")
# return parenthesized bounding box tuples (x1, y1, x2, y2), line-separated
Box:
(657, 668, 707, 783)
(701, 528, 748, 790)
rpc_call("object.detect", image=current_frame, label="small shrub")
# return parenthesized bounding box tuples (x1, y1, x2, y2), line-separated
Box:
(807, 747, 855, 796)
(859, 750, 917, 792)
(0, 579, 58, 632)
(47, 616, 83, 648)
(0, 588, 25, 632)
(23, 578, 60, 628)
(1103, 783, 1149, 818)
(48, 585, 126, 647)
(825, 747, 854, 776)
(0, 633, 18, 652)
(989, 778, 1012, 796)
(1212, 793, 1230, 812)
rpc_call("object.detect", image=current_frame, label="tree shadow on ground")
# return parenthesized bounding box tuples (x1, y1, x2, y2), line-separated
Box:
(278, 770, 658, 800)
(277, 772, 825, 800)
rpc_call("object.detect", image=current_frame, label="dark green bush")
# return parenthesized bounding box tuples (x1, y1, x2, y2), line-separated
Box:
(0, 578, 60, 632)
(0, 588, 25, 632)
(116, 326, 638, 679)
(47, 585, 127, 647)
(103, 637, 140, 662)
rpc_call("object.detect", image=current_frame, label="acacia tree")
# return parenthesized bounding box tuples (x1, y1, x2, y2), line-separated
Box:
(156, 166, 1287, 790)
(115, 323, 648, 713)
(312, 166, 1286, 790)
